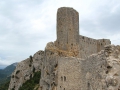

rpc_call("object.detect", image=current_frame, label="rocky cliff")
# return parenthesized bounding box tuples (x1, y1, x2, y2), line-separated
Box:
(80, 45, 120, 90)
(8, 50, 44, 90)
(8, 44, 120, 90)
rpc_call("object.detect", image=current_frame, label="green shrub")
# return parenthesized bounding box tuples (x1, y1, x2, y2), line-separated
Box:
(0, 80, 10, 90)
(19, 71, 41, 90)
(29, 55, 33, 63)
(33, 67, 35, 73)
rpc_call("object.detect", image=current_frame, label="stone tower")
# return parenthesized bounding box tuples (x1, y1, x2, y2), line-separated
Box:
(56, 7, 79, 53)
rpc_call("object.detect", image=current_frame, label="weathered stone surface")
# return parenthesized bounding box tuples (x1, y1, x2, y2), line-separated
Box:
(39, 43, 58, 90)
(8, 58, 33, 90)
(57, 57, 81, 90)
(55, 7, 111, 59)
(8, 50, 44, 90)
(80, 50, 107, 90)
(104, 45, 120, 90)
(33, 50, 44, 72)
(39, 45, 120, 90)
(56, 7, 79, 52)
(79, 35, 111, 58)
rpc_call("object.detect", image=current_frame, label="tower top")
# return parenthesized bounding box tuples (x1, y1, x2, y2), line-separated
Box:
(57, 7, 78, 12)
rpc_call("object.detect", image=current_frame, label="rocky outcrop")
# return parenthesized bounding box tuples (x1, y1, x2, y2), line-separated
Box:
(39, 42, 58, 90)
(104, 45, 120, 90)
(8, 50, 44, 90)
(8, 44, 120, 90)
(78, 45, 120, 90)
(39, 44, 120, 90)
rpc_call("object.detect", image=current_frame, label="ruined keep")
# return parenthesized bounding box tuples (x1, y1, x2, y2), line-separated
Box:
(39, 7, 112, 90)
(9, 7, 120, 90)
(55, 7, 111, 58)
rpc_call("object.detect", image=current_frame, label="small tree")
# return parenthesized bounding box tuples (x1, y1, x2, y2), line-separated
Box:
(29, 55, 33, 63)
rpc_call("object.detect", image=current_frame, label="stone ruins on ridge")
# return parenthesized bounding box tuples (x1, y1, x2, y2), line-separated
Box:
(9, 7, 120, 90)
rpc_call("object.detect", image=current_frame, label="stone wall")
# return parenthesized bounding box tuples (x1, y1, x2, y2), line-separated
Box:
(56, 45, 120, 90)
(79, 35, 111, 59)
(55, 7, 111, 59)
(80, 51, 108, 90)
(79, 35, 98, 58)
(97, 39, 111, 52)
(57, 57, 81, 90)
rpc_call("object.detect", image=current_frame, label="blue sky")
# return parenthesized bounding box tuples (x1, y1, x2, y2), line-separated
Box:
(0, 0, 120, 68)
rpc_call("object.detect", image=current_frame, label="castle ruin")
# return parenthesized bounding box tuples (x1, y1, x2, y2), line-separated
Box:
(9, 7, 120, 90)
(55, 7, 111, 58)
(39, 7, 112, 90)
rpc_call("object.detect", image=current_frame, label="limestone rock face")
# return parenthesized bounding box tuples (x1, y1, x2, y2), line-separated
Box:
(8, 44, 120, 90)
(8, 50, 44, 90)
(33, 50, 44, 72)
(79, 45, 120, 90)
(104, 45, 120, 90)
(39, 42, 58, 90)
(36, 41, 120, 90)
(8, 58, 33, 90)
(39, 44, 120, 90)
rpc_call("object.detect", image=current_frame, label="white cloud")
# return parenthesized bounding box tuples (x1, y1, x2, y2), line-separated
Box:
(0, 0, 120, 67)
(31, 19, 46, 32)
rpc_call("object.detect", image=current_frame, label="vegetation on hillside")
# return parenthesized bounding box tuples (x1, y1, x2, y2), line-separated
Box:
(0, 71, 41, 90)
(19, 71, 41, 90)
(0, 73, 7, 82)
(0, 63, 17, 84)
(0, 79, 10, 90)
(0, 62, 41, 90)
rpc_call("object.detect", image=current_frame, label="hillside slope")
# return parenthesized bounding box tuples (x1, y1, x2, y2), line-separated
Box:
(0, 63, 17, 84)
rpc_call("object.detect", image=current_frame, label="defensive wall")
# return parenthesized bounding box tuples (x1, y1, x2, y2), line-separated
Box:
(79, 35, 111, 58)
(57, 57, 82, 90)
